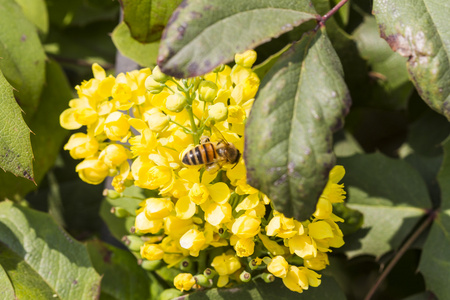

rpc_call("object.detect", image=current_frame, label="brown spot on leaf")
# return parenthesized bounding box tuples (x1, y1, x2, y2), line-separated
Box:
(21, 34, 27, 42)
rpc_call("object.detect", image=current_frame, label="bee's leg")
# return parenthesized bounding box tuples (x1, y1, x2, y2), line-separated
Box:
(205, 162, 220, 174)
(200, 136, 211, 144)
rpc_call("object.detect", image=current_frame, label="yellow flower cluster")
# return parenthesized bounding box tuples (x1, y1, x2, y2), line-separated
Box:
(60, 50, 346, 294)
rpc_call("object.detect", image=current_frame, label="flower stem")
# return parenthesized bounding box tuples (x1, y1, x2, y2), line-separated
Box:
(364, 210, 437, 300)
(314, 0, 349, 31)
(186, 105, 199, 144)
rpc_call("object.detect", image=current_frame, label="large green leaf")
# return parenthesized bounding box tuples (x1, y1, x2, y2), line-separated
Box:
(121, 0, 182, 43)
(0, 69, 33, 181)
(338, 153, 431, 258)
(353, 15, 413, 110)
(373, 0, 450, 120)
(86, 239, 153, 300)
(418, 137, 450, 299)
(112, 22, 159, 67)
(418, 212, 450, 300)
(0, 201, 101, 299)
(14, 0, 49, 35)
(245, 29, 350, 220)
(178, 276, 345, 300)
(0, 264, 14, 299)
(0, 60, 73, 199)
(0, 0, 46, 114)
(158, 0, 318, 77)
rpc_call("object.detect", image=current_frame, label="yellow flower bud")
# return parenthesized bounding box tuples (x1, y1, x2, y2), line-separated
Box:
(267, 256, 289, 278)
(140, 243, 164, 260)
(179, 228, 206, 257)
(144, 197, 174, 220)
(235, 50, 257, 68)
(145, 76, 164, 94)
(146, 110, 169, 132)
(198, 80, 218, 102)
(166, 92, 187, 112)
(231, 215, 260, 239)
(208, 102, 228, 122)
(174, 273, 196, 292)
(282, 266, 309, 293)
(152, 65, 171, 83)
(64, 133, 99, 159)
(234, 238, 255, 257)
(75, 158, 109, 185)
(99, 144, 129, 168)
(104, 111, 130, 141)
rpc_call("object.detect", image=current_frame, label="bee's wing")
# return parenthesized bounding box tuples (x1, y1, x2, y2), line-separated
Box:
(210, 124, 229, 145)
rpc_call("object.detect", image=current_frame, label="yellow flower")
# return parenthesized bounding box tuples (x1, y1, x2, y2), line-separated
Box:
(63, 133, 99, 159)
(304, 252, 329, 271)
(267, 256, 289, 278)
(231, 215, 260, 239)
(166, 92, 187, 112)
(145, 108, 169, 132)
(104, 111, 130, 141)
(258, 233, 286, 256)
(75, 157, 109, 185)
(321, 165, 346, 204)
(234, 238, 255, 257)
(174, 273, 196, 292)
(164, 215, 194, 239)
(99, 144, 129, 168)
(211, 253, 241, 287)
(161, 236, 187, 267)
(175, 196, 197, 219)
(189, 183, 210, 205)
(265, 212, 298, 238)
(282, 266, 309, 293)
(288, 234, 317, 259)
(135, 211, 163, 234)
(179, 228, 206, 257)
(140, 243, 164, 260)
(310, 219, 345, 251)
(144, 197, 174, 220)
(202, 201, 232, 226)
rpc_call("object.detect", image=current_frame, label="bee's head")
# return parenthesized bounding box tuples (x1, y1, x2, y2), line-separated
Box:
(231, 149, 241, 169)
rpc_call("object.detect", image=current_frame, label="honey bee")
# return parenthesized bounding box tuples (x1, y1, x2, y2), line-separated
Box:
(182, 136, 241, 173)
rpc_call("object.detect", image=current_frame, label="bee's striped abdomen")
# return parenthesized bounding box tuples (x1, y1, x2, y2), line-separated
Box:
(182, 143, 217, 166)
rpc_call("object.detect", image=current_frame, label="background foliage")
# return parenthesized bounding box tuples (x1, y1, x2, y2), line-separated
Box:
(0, 0, 449, 299)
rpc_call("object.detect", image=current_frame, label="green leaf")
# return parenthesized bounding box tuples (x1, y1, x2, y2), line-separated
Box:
(418, 212, 450, 300)
(0, 59, 73, 199)
(112, 22, 159, 67)
(406, 110, 450, 157)
(0, 201, 101, 299)
(158, 0, 318, 77)
(178, 276, 345, 300)
(418, 136, 450, 300)
(338, 153, 431, 258)
(86, 239, 152, 300)
(0, 0, 46, 114)
(438, 137, 450, 210)
(353, 16, 413, 110)
(245, 29, 350, 220)
(0, 264, 14, 299)
(14, 0, 49, 35)
(373, 0, 450, 120)
(121, 0, 182, 43)
(0, 69, 33, 181)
